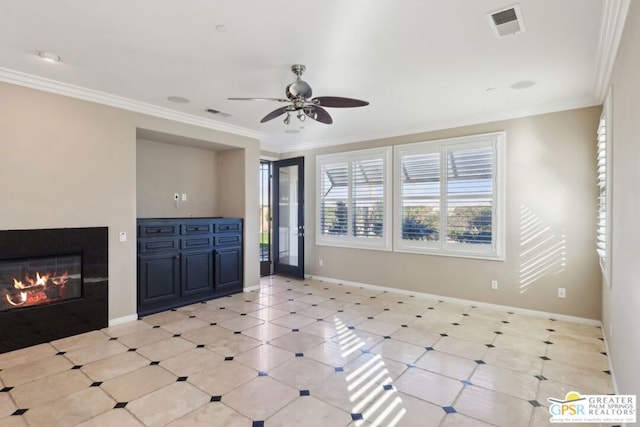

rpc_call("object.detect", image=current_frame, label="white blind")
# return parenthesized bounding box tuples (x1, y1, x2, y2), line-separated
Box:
(400, 152, 441, 241)
(395, 132, 504, 259)
(352, 158, 385, 238)
(596, 116, 607, 260)
(445, 145, 493, 245)
(319, 162, 348, 236)
(317, 147, 392, 250)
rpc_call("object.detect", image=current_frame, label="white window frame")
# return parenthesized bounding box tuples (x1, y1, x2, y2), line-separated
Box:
(598, 89, 613, 287)
(316, 147, 392, 251)
(393, 132, 505, 260)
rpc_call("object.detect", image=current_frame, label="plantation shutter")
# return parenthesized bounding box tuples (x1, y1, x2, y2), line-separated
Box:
(596, 115, 607, 260)
(352, 158, 385, 238)
(445, 145, 494, 245)
(319, 162, 348, 236)
(399, 152, 441, 242)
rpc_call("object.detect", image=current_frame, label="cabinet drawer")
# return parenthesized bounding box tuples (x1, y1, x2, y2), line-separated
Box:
(215, 222, 242, 233)
(214, 234, 241, 246)
(181, 223, 213, 235)
(138, 237, 179, 254)
(181, 235, 214, 250)
(139, 224, 178, 238)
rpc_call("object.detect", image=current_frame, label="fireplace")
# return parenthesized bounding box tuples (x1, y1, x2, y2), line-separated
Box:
(0, 227, 108, 353)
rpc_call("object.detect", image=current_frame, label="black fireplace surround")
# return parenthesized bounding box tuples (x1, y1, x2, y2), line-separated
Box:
(0, 227, 108, 353)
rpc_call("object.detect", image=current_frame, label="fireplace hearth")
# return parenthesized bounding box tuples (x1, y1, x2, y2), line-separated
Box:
(0, 227, 108, 353)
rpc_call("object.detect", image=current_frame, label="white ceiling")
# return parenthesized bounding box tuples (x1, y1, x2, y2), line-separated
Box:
(0, 1, 623, 152)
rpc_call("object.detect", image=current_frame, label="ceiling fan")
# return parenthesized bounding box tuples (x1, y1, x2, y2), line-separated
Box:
(228, 64, 369, 125)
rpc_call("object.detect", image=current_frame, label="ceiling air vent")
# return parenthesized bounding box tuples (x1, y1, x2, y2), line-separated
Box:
(205, 108, 231, 118)
(488, 4, 526, 37)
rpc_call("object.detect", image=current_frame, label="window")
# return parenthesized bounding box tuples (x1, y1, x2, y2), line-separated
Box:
(597, 91, 612, 285)
(394, 132, 505, 259)
(317, 147, 392, 250)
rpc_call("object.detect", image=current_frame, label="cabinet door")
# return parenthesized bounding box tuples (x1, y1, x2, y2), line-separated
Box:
(138, 253, 180, 306)
(181, 250, 214, 296)
(215, 246, 243, 291)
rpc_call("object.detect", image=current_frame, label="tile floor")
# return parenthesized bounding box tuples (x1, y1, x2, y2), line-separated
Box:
(0, 276, 616, 426)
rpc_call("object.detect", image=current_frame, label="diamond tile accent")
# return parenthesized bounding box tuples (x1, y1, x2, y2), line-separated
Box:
(253, 421, 264, 427)
(211, 395, 222, 402)
(351, 413, 364, 421)
(383, 384, 393, 391)
(335, 367, 344, 372)
(535, 375, 548, 381)
(1, 387, 14, 392)
(475, 360, 486, 365)
(443, 406, 456, 414)
(225, 356, 234, 361)
(150, 361, 160, 365)
(540, 356, 551, 361)
(114, 402, 128, 409)
(72, 365, 83, 369)
(12, 409, 28, 416)
(90, 382, 103, 387)
(300, 390, 310, 396)
(529, 400, 542, 407)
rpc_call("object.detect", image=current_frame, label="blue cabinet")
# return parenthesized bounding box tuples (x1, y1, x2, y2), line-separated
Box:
(137, 218, 243, 316)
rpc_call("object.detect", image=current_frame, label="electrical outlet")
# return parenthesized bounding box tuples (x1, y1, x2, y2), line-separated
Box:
(173, 193, 179, 201)
(119, 231, 127, 242)
(558, 288, 566, 298)
(319, 259, 324, 267)
(491, 280, 498, 290)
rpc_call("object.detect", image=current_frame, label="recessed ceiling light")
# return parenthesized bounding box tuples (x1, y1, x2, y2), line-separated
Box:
(485, 87, 497, 93)
(167, 96, 190, 104)
(36, 50, 61, 63)
(215, 25, 227, 33)
(285, 129, 300, 134)
(509, 80, 536, 90)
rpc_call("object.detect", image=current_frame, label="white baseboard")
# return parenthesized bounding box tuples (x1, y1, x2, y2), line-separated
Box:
(244, 283, 261, 292)
(308, 274, 602, 327)
(108, 314, 138, 327)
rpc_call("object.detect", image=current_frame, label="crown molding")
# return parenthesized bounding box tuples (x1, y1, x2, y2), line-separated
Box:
(593, 0, 631, 102)
(0, 67, 265, 141)
(264, 96, 599, 154)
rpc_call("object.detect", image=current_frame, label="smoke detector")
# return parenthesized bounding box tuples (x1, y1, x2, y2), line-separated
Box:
(488, 4, 526, 37)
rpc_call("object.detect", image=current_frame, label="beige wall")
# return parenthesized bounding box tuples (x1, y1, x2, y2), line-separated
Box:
(136, 139, 219, 218)
(602, 0, 640, 397)
(282, 107, 601, 319)
(0, 81, 261, 321)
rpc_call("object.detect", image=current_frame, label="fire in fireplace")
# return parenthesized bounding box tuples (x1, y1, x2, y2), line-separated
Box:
(0, 227, 108, 354)
(1, 254, 82, 310)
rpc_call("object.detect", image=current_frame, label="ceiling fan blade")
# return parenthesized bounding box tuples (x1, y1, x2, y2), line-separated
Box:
(313, 96, 369, 108)
(306, 106, 333, 124)
(228, 97, 289, 102)
(260, 106, 289, 123)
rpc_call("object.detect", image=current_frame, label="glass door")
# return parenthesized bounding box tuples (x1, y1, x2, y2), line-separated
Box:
(259, 161, 272, 276)
(272, 157, 305, 278)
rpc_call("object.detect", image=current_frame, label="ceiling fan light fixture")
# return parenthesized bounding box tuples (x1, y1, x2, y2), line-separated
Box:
(283, 112, 291, 125)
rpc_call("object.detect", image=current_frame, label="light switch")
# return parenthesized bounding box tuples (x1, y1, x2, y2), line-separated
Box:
(182, 193, 187, 201)
(119, 232, 127, 242)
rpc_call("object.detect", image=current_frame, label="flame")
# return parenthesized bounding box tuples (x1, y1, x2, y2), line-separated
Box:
(5, 291, 27, 307)
(5, 271, 70, 308)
